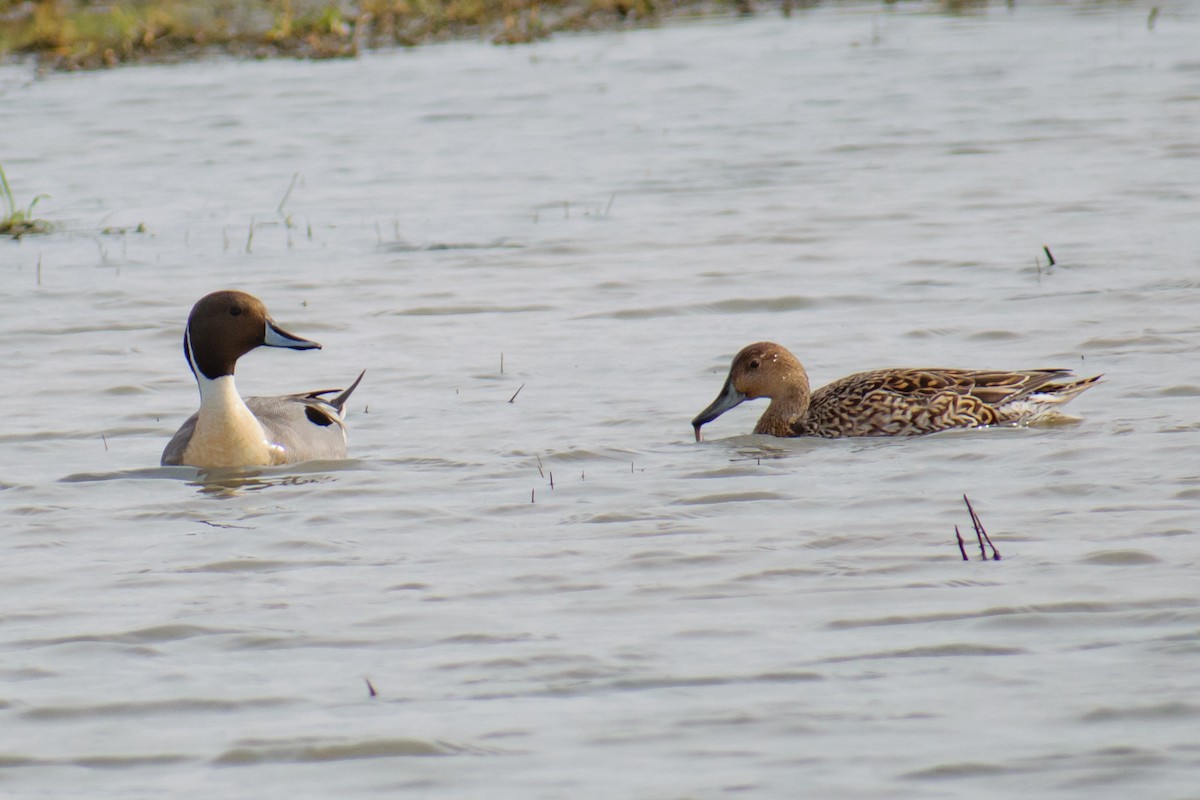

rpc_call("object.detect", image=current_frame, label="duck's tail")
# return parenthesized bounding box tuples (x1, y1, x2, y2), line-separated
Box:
(329, 370, 366, 416)
(1001, 373, 1102, 423)
(305, 370, 366, 417)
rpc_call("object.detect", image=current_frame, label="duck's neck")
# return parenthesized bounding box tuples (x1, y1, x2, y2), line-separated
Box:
(753, 370, 812, 437)
(186, 374, 280, 467)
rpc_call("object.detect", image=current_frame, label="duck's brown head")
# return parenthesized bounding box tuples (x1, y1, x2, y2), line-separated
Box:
(184, 290, 321, 381)
(691, 342, 810, 440)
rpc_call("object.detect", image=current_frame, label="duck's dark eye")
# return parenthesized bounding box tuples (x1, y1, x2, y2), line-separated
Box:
(230, 306, 242, 317)
(748, 359, 760, 370)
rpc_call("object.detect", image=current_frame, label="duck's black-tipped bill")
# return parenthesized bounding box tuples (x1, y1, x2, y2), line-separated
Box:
(691, 377, 746, 441)
(264, 319, 321, 350)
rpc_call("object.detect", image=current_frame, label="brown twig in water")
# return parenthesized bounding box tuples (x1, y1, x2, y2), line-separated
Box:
(508, 384, 524, 403)
(549, 471, 554, 490)
(981, 528, 1001, 561)
(955, 525, 968, 561)
(965, 495, 987, 560)
(536, 454, 544, 478)
(531, 488, 535, 504)
(365, 678, 377, 697)
(101, 433, 108, 451)
(963, 494, 1001, 561)
(1042, 245, 1056, 266)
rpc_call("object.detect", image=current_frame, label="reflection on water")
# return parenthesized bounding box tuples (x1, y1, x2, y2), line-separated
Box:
(60, 460, 365, 496)
(3, 3, 1200, 798)
(189, 472, 335, 497)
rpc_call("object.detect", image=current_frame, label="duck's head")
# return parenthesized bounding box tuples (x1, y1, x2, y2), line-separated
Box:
(184, 290, 320, 381)
(691, 342, 809, 441)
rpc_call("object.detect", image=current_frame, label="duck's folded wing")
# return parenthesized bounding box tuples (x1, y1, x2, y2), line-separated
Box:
(161, 412, 200, 466)
(246, 394, 349, 462)
(835, 368, 1071, 402)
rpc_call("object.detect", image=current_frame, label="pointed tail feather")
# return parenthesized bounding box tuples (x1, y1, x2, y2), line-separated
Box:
(329, 370, 366, 415)
(1001, 373, 1101, 424)
(1031, 373, 1102, 405)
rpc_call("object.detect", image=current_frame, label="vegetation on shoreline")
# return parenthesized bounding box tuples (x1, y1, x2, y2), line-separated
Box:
(0, 163, 50, 238)
(0, 0, 761, 70)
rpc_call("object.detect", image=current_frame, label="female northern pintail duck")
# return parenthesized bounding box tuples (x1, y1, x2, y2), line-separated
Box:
(692, 342, 1100, 441)
(161, 290, 364, 467)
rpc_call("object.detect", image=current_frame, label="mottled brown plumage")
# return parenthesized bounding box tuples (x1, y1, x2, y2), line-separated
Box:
(692, 342, 1101, 440)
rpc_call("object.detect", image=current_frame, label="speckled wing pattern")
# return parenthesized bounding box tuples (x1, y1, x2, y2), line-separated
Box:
(793, 368, 1100, 438)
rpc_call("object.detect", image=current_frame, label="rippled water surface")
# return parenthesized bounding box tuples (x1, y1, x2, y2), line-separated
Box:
(3, 2, 1200, 796)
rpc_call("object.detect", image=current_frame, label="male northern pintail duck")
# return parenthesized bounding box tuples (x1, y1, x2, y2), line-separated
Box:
(692, 342, 1100, 441)
(161, 290, 364, 467)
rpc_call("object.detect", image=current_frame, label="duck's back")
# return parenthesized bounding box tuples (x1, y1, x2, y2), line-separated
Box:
(795, 368, 1086, 437)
